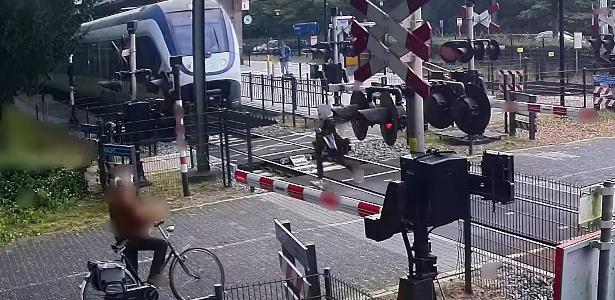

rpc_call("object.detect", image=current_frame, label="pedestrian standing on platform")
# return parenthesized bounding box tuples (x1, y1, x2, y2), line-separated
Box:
(278, 41, 292, 75)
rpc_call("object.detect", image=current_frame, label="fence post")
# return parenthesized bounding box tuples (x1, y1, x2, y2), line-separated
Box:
(261, 74, 266, 111)
(528, 95, 537, 140)
(323, 267, 333, 300)
(291, 77, 297, 127)
(270, 74, 275, 106)
(597, 180, 614, 300)
(299, 63, 303, 79)
(214, 284, 224, 300)
(245, 113, 254, 193)
(281, 76, 287, 124)
(582, 68, 587, 108)
(249, 72, 254, 102)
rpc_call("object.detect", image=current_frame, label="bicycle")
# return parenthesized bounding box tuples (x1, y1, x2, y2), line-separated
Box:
(81, 220, 225, 300)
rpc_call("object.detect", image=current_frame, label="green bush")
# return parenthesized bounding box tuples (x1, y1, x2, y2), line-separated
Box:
(0, 168, 88, 209)
(0, 168, 88, 244)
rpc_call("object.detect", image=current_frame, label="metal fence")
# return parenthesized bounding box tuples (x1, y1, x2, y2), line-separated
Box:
(448, 163, 596, 298)
(70, 98, 255, 198)
(241, 72, 329, 116)
(206, 272, 372, 300)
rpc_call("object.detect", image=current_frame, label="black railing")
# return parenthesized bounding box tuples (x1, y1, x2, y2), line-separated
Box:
(206, 271, 372, 300)
(241, 72, 329, 116)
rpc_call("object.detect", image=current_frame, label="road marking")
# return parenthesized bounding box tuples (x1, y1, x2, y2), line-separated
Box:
(341, 170, 398, 183)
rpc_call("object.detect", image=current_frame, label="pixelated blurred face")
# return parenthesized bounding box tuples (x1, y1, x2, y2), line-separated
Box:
(106, 166, 137, 205)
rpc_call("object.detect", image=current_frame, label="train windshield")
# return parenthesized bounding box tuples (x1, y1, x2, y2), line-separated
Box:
(166, 9, 230, 56)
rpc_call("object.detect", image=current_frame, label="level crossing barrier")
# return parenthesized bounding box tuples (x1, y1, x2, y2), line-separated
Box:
(235, 161, 595, 297)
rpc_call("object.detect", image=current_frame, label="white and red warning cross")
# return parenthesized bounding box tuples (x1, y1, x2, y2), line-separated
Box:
(459, 2, 500, 34)
(350, 0, 432, 99)
(592, 7, 615, 32)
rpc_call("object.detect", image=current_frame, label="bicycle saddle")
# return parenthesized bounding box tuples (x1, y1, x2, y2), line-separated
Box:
(111, 239, 127, 253)
(153, 220, 165, 227)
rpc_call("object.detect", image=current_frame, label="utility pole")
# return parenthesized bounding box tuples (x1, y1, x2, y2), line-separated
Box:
(128, 21, 137, 101)
(193, 0, 211, 172)
(558, 0, 565, 106)
(597, 180, 614, 300)
(323, 0, 329, 42)
(405, 9, 425, 153)
(466, 0, 475, 71)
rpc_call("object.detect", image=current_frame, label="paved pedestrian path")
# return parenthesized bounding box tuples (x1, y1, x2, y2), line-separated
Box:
(0, 193, 462, 300)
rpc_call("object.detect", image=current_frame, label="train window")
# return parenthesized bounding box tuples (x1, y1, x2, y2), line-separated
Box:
(136, 36, 161, 71)
(166, 9, 229, 56)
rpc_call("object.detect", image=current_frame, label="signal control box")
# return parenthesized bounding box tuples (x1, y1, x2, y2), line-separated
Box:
(401, 152, 470, 228)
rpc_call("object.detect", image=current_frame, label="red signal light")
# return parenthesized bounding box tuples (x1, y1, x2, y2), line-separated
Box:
(384, 122, 394, 130)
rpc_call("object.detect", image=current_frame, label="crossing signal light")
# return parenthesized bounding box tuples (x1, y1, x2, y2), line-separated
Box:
(590, 35, 603, 56)
(440, 39, 501, 63)
(440, 40, 474, 64)
(332, 88, 406, 146)
(473, 39, 501, 61)
(425, 80, 491, 135)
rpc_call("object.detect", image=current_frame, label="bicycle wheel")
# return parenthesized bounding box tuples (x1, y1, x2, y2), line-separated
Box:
(169, 247, 225, 300)
(80, 269, 138, 300)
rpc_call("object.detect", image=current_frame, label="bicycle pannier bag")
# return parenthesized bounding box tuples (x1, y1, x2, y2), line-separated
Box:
(88, 261, 126, 294)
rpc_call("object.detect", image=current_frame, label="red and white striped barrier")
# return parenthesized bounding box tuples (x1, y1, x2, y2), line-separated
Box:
(459, 2, 500, 34)
(492, 100, 598, 121)
(234, 170, 382, 218)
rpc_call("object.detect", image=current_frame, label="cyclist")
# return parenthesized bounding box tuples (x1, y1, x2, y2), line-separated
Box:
(105, 165, 170, 286)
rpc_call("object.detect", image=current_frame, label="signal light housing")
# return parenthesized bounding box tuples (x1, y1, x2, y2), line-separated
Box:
(602, 34, 615, 54)
(425, 79, 492, 136)
(440, 39, 501, 63)
(440, 40, 474, 64)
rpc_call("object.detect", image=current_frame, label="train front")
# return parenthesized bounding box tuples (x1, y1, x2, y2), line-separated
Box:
(164, 0, 241, 107)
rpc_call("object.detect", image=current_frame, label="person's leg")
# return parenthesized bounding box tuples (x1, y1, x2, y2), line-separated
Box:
(126, 237, 168, 282)
(123, 242, 139, 278)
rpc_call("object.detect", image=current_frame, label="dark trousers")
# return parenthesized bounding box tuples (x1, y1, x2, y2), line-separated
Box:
(123, 237, 168, 279)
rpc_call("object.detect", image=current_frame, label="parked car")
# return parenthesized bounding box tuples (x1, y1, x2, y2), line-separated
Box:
(252, 40, 279, 55)
(534, 31, 589, 47)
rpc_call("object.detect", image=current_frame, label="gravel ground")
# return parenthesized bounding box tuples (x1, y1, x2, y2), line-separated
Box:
(501, 266, 553, 300)
(252, 123, 310, 137)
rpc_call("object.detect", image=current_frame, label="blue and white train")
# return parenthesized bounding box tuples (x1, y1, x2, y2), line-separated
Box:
(46, 0, 241, 112)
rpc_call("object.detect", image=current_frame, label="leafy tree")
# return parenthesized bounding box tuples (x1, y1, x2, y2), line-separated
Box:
(0, 0, 94, 102)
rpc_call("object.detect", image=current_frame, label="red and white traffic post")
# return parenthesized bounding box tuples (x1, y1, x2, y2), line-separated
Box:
(171, 56, 191, 197)
(350, 0, 432, 152)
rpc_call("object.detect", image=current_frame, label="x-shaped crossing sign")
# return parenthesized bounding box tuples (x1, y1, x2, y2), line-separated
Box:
(350, 0, 432, 99)
(459, 3, 500, 34)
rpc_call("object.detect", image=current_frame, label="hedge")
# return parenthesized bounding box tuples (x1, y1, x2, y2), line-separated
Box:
(0, 168, 88, 209)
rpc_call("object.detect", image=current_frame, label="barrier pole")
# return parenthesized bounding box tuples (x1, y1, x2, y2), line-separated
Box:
(171, 56, 191, 197)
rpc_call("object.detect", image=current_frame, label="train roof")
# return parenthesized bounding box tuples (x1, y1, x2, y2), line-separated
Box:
(83, 0, 220, 31)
